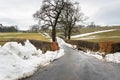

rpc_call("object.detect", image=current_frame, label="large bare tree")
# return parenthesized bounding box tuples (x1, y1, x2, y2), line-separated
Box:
(33, 0, 66, 42)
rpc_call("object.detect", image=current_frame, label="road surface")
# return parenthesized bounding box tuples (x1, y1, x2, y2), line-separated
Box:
(22, 45, 120, 80)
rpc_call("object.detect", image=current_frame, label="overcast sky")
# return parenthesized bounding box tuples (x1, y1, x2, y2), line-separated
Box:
(0, 0, 120, 30)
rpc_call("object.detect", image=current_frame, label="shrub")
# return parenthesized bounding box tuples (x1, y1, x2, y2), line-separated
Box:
(30, 40, 51, 53)
(67, 40, 99, 52)
(111, 42, 120, 53)
(98, 41, 120, 58)
(99, 42, 113, 53)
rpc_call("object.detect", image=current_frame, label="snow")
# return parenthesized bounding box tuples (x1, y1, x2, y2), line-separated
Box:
(69, 29, 120, 63)
(82, 50, 120, 63)
(57, 37, 73, 48)
(57, 37, 120, 63)
(76, 36, 120, 40)
(72, 29, 117, 38)
(0, 37, 119, 80)
(77, 37, 97, 40)
(83, 50, 103, 60)
(106, 52, 120, 63)
(41, 32, 50, 38)
(78, 36, 120, 40)
(0, 39, 64, 80)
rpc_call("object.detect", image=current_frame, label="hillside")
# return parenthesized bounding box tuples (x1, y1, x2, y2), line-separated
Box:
(72, 27, 120, 42)
(79, 26, 120, 34)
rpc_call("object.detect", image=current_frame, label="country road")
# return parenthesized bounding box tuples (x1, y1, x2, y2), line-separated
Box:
(22, 45, 120, 80)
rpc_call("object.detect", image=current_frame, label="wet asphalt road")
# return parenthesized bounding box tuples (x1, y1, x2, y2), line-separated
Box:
(22, 45, 120, 80)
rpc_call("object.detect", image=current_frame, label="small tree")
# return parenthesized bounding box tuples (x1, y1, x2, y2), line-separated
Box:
(59, 2, 85, 40)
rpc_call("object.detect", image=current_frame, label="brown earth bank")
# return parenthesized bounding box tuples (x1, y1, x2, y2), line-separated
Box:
(67, 40, 120, 55)
(50, 42, 60, 51)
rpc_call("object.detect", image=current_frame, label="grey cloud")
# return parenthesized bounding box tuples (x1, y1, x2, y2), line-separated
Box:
(0, 18, 15, 23)
(0, 0, 42, 30)
(0, 0, 120, 30)
(94, 3, 120, 25)
(77, 0, 119, 5)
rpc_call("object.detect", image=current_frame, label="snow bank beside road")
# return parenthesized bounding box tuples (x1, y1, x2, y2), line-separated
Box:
(83, 50, 120, 63)
(57, 37, 73, 48)
(0, 40, 64, 80)
(106, 52, 120, 63)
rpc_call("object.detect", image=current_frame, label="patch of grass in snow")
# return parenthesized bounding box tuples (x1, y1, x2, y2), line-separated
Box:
(72, 29, 120, 42)
(0, 32, 50, 45)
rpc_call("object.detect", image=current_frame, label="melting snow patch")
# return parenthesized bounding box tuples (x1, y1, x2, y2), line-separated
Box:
(0, 40, 64, 80)
(83, 50, 120, 63)
(83, 50, 103, 60)
(106, 52, 120, 63)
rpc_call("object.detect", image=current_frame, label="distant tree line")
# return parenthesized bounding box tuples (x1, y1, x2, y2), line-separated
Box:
(0, 24, 18, 32)
(86, 22, 100, 28)
(29, 24, 39, 32)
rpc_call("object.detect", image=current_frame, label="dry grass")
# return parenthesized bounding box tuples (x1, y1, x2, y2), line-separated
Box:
(0, 32, 50, 45)
(72, 29, 120, 42)
(67, 40, 120, 55)
(79, 26, 120, 34)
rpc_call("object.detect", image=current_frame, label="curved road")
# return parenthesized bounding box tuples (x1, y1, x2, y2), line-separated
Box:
(22, 46, 120, 80)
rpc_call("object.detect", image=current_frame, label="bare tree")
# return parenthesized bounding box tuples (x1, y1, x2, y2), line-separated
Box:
(59, 1, 86, 40)
(29, 24, 39, 32)
(33, 0, 66, 42)
(87, 22, 100, 28)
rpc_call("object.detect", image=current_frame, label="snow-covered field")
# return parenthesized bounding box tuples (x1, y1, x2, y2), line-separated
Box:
(0, 39, 64, 80)
(71, 29, 117, 38)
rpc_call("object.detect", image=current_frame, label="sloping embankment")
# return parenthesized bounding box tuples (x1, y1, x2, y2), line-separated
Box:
(67, 40, 120, 54)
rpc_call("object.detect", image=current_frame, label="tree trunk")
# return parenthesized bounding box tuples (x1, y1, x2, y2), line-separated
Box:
(51, 10, 62, 42)
(68, 27, 71, 40)
(52, 26, 56, 42)
(64, 29, 67, 39)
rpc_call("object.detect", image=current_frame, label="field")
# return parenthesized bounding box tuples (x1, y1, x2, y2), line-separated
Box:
(0, 26, 120, 45)
(0, 32, 50, 45)
(78, 26, 120, 34)
(72, 26, 120, 42)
